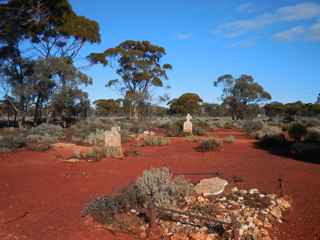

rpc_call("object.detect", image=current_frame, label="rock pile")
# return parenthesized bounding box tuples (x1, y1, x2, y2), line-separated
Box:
(157, 186, 291, 240)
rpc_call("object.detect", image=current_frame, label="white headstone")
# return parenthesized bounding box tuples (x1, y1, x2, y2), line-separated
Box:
(183, 113, 193, 134)
(104, 126, 123, 157)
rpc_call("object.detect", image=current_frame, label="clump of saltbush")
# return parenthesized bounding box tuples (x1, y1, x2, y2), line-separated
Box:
(196, 138, 223, 152)
(143, 136, 170, 146)
(84, 146, 123, 161)
(288, 122, 307, 142)
(223, 135, 235, 144)
(82, 168, 194, 224)
(28, 123, 64, 141)
(162, 120, 184, 137)
(26, 134, 56, 151)
(305, 127, 320, 143)
(0, 134, 26, 152)
(243, 120, 264, 135)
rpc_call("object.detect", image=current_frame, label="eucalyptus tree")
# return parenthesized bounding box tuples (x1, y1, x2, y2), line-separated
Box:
(214, 74, 271, 120)
(89, 40, 172, 120)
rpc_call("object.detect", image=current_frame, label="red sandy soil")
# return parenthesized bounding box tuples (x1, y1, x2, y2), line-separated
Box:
(0, 129, 319, 240)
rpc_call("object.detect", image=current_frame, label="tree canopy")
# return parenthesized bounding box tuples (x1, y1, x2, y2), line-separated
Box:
(168, 93, 203, 115)
(214, 74, 271, 119)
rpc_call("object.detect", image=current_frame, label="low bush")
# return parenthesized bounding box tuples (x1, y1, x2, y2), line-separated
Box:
(82, 168, 193, 224)
(143, 136, 170, 146)
(85, 129, 105, 146)
(135, 167, 193, 208)
(288, 122, 307, 141)
(223, 135, 235, 144)
(162, 120, 184, 137)
(290, 142, 320, 161)
(0, 134, 26, 152)
(243, 120, 264, 134)
(28, 123, 64, 141)
(84, 146, 123, 161)
(305, 127, 320, 143)
(26, 134, 55, 151)
(196, 138, 223, 152)
(257, 134, 287, 149)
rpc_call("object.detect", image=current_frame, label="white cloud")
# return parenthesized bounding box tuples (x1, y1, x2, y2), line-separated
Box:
(229, 39, 257, 48)
(273, 26, 305, 41)
(308, 20, 320, 41)
(176, 33, 193, 40)
(215, 2, 320, 38)
(237, 3, 256, 13)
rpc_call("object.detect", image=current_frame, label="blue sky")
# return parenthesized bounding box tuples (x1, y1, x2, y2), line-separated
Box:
(70, 0, 320, 104)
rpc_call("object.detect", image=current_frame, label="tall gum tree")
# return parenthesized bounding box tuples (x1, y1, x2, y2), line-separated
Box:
(89, 40, 172, 120)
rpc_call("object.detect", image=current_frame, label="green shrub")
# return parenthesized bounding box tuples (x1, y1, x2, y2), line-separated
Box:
(28, 123, 64, 141)
(84, 146, 123, 161)
(136, 167, 193, 208)
(85, 129, 105, 146)
(82, 168, 193, 224)
(305, 128, 320, 143)
(257, 134, 286, 148)
(291, 142, 320, 160)
(0, 134, 26, 151)
(288, 123, 307, 141)
(243, 120, 264, 134)
(162, 120, 184, 137)
(26, 134, 55, 151)
(143, 136, 170, 146)
(196, 138, 223, 152)
(223, 135, 235, 144)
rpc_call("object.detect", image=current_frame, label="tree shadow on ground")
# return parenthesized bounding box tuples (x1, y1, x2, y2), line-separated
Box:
(254, 135, 320, 165)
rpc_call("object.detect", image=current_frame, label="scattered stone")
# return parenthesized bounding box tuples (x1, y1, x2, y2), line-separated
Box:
(270, 206, 282, 219)
(63, 158, 81, 163)
(195, 177, 228, 196)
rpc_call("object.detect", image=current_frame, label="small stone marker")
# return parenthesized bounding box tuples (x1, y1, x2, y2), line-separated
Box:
(183, 113, 193, 134)
(104, 126, 123, 158)
(195, 177, 228, 196)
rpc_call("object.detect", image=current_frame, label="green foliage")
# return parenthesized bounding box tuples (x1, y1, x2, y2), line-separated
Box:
(168, 93, 203, 115)
(70, 119, 114, 143)
(84, 146, 122, 161)
(94, 99, 120, 116)
(89, 40, 172, 120)
(305, 128, 320, 143)
(214, 74, 271, 120)
(257, 134, 286, 148)
(223, 135, 235, 144)
(196, 138, 223, 152)
(290, 142, 320, 161)
(82, 168, 193, 224)
(135, 168, 193, 208)
(0, 134, 26, 152)
(26, 134, 55, 151)
(143, 136, 170, 146)
(288, 123, 307, 142)
(162, 120, 184, 137)
(28, 123, 64, 141)
(243, 120, 264, 134)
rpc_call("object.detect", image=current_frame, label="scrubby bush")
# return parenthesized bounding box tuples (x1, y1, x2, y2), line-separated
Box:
(305, 127, 320, 143)
(82, 168, 193, 224)
(223, 135, 235, 144)
(135, 168, 193, 207)
(290, 142, 320, 161)
(85, 129, 105, 146)
(288, 123, 307, 141)
(84, 146, 123, 161)
(196, 138, 223, 152)
(70, 119, 114, 143)
(243, 120, 264, 134)
(162, 120, 184, 137)
(0, 134, 26, 152)
(257, 134, 287, 148)
(251, 125, 283, 140)
(143, 136, 170, 146)
(26, 134, 55, 151)
(28, 123, 64, 141)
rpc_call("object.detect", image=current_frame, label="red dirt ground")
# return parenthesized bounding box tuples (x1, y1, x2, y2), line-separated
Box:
(0, 129, 319, 240)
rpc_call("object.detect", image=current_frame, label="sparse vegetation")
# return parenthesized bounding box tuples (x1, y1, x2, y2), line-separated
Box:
(288, 122, 307, 142)
(223, 135, 235, 144)
(143, 136, 170, 146)
(196, 138, 223, 152)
